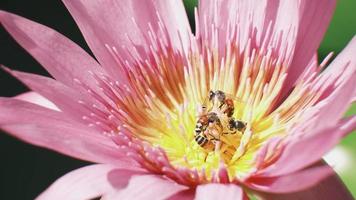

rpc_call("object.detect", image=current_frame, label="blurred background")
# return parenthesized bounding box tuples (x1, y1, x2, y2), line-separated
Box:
(0, 0, 355, 199)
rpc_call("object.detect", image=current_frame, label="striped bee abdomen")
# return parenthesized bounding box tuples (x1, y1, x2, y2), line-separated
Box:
(195, 134, 208, 146)
(195, 122, 203, 134)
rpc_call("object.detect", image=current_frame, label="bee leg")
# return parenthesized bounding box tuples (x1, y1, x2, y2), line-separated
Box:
(208, 90, 215, 101)
(227, 108, 234, 117)
(204, 153, 209, 162)
(222, 130, 236, 134)
(229, 130, 237, 134)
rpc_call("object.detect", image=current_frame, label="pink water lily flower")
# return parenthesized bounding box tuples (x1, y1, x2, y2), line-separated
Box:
(1, 0, 355, 199)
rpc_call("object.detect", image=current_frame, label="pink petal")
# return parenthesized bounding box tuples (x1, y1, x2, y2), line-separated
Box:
(339, 116, 356, 137)
(0, 11, 105, 90)
(0, 98, 132, 165)
(102, 174, 188, 200)
(167, 189, 195, 200)
(0, 97, 66, 125)
(257, 165, 353, 200)
(312, 36, 356, 103)
(281, 0, 336, 96)
(198, 0, 269, 49)
(4, 68, 113, 127)
(15, 91, 59, 111)
(6, 69, 95, 122)
(62, 0, 190, 81)
(259, 58, 356, 177)
(288, 68, 355, 139)
(195, 184, 244, 200)
(247, 163, 333, 193)
(297, 54, 319, 82)
(198, 0, 299, 57)
(259, 116, 356, 177)
(37, 164, 137, 200)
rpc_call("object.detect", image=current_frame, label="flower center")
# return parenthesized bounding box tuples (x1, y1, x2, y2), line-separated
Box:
(152, 88, 275, 179)
(193, 90, 248, 163)
(97, 31, 323, 182)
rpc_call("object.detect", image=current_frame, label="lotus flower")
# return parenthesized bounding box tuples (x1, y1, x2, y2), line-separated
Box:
(1, 0, 355, 199)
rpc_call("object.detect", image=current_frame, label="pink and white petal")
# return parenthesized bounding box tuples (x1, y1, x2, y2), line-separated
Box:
(0, 97, 64, 124)
(257, 166, 353, 200)
(339, 116, 356, 137)
(247, 164, 333, 193)
(259, 116, 356, 177)
(15, 91, 59, 111)
(297, 54, 319, 82)
(150, 0, 191, 52)
(295, 63, 356, 135)
(198, 0, 299, 58)
(0, 98, 132, 165)
(167, 189, 195, 200)
(102, 174, 188, 200)
(312, 36, 356, 101)
(276, 36, 355, 115)
(267, 0, 299, 60)
(259, 64, 356, 177)
(198, 0, 271, 41)
(195, 184, 244, 200)
(37, 164, 121, 200)
(0, 11, 106, 91)
(198, 0, 265, 50)
(281, 0, 336, 96)
(62, 0, 190, 81)
(254, 137, 283, 170)
(7, 69, 101, 122)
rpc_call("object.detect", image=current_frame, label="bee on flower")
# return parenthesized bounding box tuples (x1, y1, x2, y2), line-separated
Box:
(0, 0, 355, 199)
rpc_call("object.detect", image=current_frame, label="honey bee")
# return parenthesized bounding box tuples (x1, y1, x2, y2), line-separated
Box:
(194, 90, 247, 152)
(228, 118, 247, 133)
(194, 112, 221, 150)
(209, 90, 235, 117)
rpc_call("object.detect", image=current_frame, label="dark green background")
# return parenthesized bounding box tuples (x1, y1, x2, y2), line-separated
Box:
(0, 0, 355, 199)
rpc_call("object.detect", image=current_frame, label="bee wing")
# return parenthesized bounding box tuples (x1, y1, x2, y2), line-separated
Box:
(224, 93, 246, 105)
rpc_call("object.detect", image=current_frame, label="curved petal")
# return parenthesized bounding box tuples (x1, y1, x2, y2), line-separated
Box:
(0, 11, 106, 91)
(37, 164, 129, 200)
(282, 0, 337, 94)
(259, 56, 356, 177)
(61, 0, 191, 81)
(0, 97, 132, 165)
(247, 163, 333, 193)
(312, 36, 356, 103)
(102, 174, 188, 200)
(201, 0, 336, 98)
(6, 69, 101, 122)
(260, 116, 356, 177)
(257, 166, 353, 200)
(167, 189, 195, 200)
(292, 38, 356, 129)
(293, 70, 356, 138)
(195, 184, 244, 200)
(15, 91, 59, 111)
(198, 0, 299, 58)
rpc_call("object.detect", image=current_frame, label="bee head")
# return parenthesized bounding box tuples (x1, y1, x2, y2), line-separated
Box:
(215, 90, 226, 102)
(208, 90, 215, 101)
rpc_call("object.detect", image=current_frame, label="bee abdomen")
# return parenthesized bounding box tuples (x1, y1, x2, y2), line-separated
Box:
(235, 120, 246, 131)
(195, 123, 203, 134)
(229, 119, 247, 132)
(195, 134, 208, 146)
